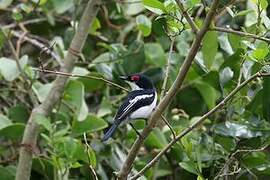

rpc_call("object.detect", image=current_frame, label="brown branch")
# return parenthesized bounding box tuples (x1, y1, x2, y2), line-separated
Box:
(9, 30, 63, 66)
(33, 68, 129, 92)
(131, 72, 270, 179)
(175, 0, 199, 33)
(160, 37, 175, 99)
(211, 27, 270, 43)
(2, 18, 47, 30)
(118, 1, 220, 179)
(15, 1, 101, 180)
(214, 145, 268, 180)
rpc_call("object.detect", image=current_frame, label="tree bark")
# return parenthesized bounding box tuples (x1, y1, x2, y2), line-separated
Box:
(15, 1, 100, 180)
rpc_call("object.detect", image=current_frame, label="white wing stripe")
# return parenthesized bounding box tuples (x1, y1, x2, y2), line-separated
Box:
(119, 93, 154, 119)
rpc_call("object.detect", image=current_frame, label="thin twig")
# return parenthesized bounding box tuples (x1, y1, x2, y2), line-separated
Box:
(9, 30, 63, 66)
(2, 18, 47, 30)
(131, 72, 270, 179)
(175, 0, 199, 33)
(83, 133, 99, 180)
(160, 37, 175, 99)
(211, 27, 270, 43)
(161, 114, 176, 140)
(32, 68, 129, 92)
(214, 145, 268, 180)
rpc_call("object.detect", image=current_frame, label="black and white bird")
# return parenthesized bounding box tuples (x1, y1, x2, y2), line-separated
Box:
(102, 73, 157, 142)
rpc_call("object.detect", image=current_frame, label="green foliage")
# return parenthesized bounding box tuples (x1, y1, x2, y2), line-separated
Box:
(1, 0, 270, 179)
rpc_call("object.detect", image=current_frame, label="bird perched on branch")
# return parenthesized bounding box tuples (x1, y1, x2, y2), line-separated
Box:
(102, 73, 157, 142)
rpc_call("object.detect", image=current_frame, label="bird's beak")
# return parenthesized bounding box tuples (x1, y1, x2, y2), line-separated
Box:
(119, 76, 128, 80)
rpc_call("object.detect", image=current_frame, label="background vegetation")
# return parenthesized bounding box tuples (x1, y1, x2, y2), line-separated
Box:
(1, 0, 270, 179)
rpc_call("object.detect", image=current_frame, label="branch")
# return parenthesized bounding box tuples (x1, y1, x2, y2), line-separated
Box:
(211, 27, 270, 43)
(160, 37, 175, 99)
(131, 72, 270, 179)
(15, 1, 101, 180)
(2, 18, 47, 29)
(33, 68, 129, 92)
(214, 145, 268, 180)
(175, 0, 199, 33)
(9, 30, 63, 66)
(118, 1, 220, 179)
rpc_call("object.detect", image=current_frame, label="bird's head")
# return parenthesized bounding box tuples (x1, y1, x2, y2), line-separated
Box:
(120, 73, 154, 90)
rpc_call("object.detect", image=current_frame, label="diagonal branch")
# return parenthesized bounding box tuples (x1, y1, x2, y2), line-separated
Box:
(175, 0, 199, 33)
(33, 68, 129, 92)
(212, 27, 270, 43)
(131, 71, 270, 179)
(15, 1, 101, 180)
(118, 1, 220, 179)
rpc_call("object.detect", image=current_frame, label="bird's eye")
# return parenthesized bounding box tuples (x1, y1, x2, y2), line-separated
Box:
(131, 75, 140, 81)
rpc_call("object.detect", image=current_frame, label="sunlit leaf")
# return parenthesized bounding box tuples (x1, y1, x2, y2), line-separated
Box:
(136, 14, 152, 36)
(145, 43, 166, 67)
(143, 0, 165, 15)
(202, 31, 218, 69)
(52, 0, 73, 14)
(0, 56, 28, 81)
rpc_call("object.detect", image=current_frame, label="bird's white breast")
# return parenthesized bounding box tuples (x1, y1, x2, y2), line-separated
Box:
(129, 92, 157, 119)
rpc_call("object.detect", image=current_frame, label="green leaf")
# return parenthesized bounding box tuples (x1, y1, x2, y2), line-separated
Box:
(77, 73, 105, 92)
(52, 0, 73, 14)
(123, 41, 145, 74)
(260, 0, 268, 9)
(0, 114, 12, 130)
(89, 18, 101, 35)
(72, 67, 90, 77)
(35, 114, 52, 132)
(136, 14, 152, 36)
(202, 31, 218, 69)
(62, 137, 78, 158)
(72, 114, 108, 136)
(0, 123, 25, 140)
(8, 105, 29, 123)
(145, 128, 168, 149)
(235, 9, 254, 17)
(97, 98, 112, 117)
(33, 83, 53, 102)
(12, 11, 23, 21)
(263, 77, 270, 122)
(0, 31, 4, 50)
(219, 67, 234, 88)
(145, 43, 166, 67)
(194, 81, 219, 109)
(0, 0, 13, 9)
(0, 166, 15, 180)
(252, 42, 269, 60)
(73, 143, 88, 163)
(0, 56, 28, 81)
(213, 121, 268, 138)
(143, 0, 165, 15)
(31, 0, 47, 5)
(64, 80, 88, 121)
(32, 158, 54, 180)
(86, 145, 97, 167)
(179, 161, 199, 175)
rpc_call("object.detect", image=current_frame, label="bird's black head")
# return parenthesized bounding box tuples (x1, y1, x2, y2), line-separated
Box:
(120, 73, 154, 90)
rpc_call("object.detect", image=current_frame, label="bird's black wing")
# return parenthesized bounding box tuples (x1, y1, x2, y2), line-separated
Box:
(114, 89, 155, 122)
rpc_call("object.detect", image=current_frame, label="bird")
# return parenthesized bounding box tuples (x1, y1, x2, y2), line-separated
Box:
(102, 73, 157, 142)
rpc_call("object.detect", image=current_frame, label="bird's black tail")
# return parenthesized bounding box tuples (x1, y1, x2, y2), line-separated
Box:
(102, 121, 120, 142)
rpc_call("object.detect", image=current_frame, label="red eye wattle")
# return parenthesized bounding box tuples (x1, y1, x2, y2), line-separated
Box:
(131, 75, 140, 81)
